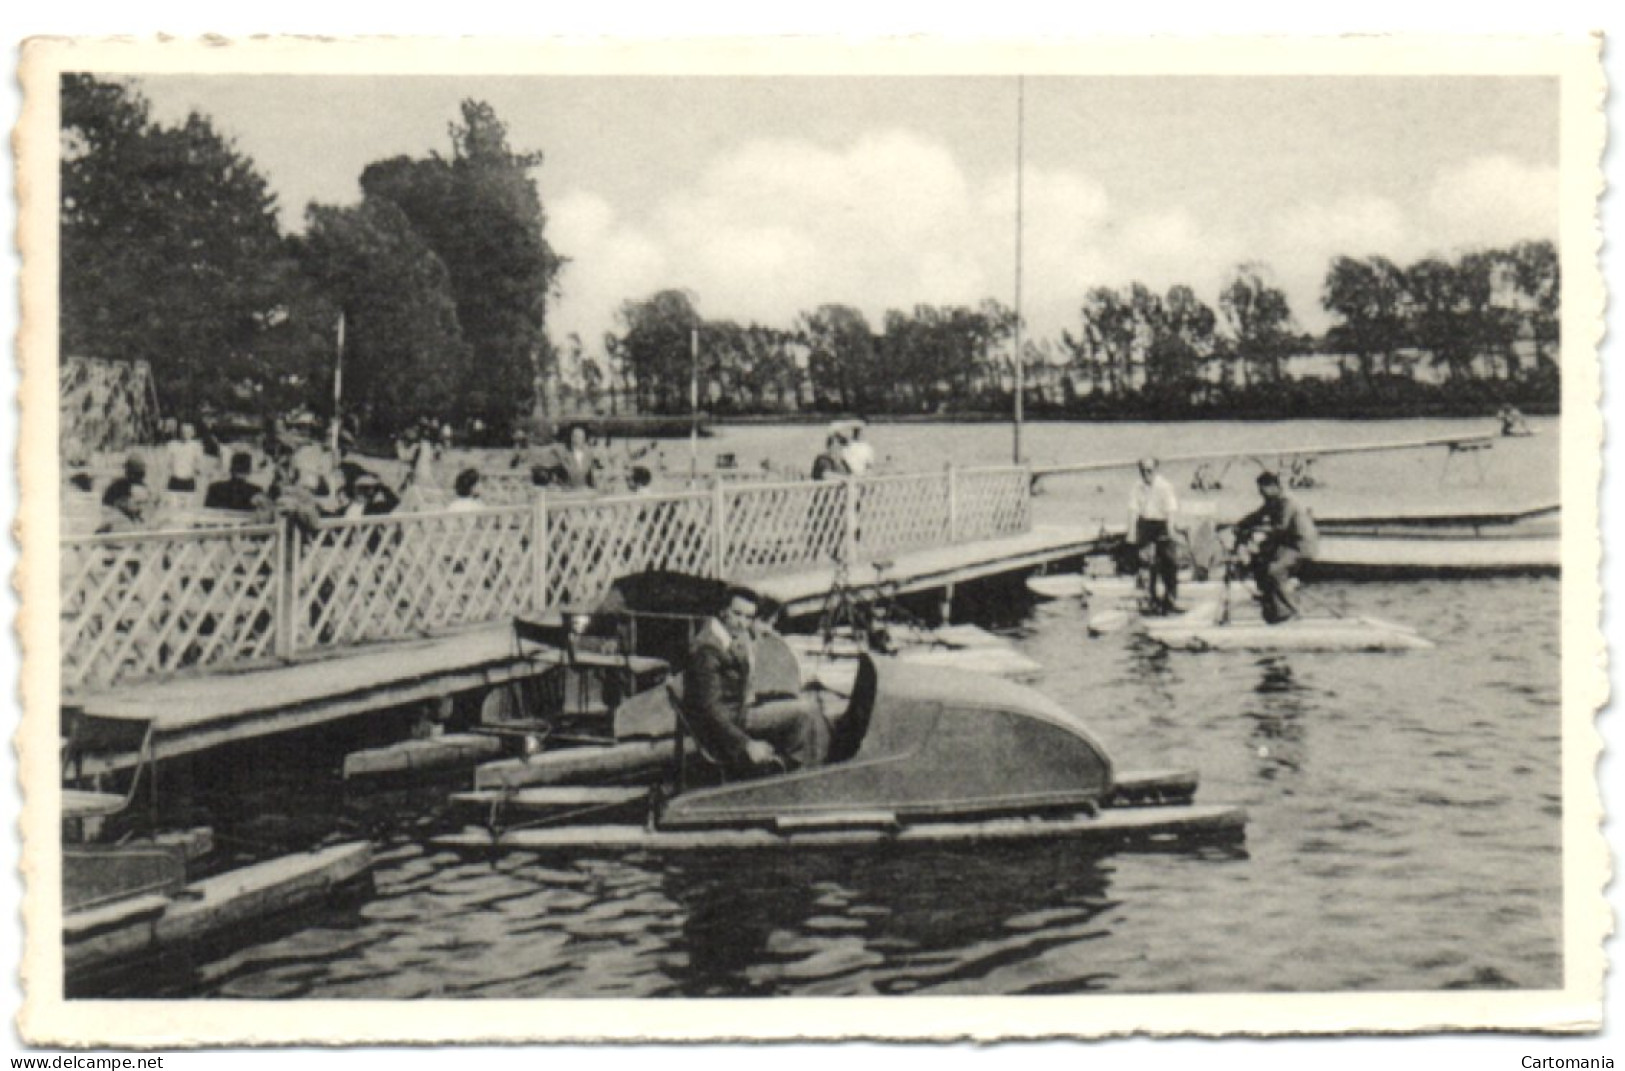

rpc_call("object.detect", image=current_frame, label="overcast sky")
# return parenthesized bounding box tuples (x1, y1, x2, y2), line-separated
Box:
(131, 74, 1559, 351)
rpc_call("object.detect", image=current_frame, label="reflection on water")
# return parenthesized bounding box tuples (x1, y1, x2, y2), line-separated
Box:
(82, 578, 1560, 999)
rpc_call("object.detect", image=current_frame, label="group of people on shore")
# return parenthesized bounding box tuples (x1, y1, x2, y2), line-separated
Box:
(811, 421, 875, 480)
(509, 422, 655, 494)
(87, 416, 672, 533)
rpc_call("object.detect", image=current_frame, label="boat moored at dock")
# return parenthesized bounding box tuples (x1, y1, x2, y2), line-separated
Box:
(436, 657, 1246, 855)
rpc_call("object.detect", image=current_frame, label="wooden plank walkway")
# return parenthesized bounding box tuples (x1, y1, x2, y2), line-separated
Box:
(1030, 432, 1497, 478)
(753, 524, 1101, 615)
(71, 526, 1099, 772)
(73, 626, 565, 774)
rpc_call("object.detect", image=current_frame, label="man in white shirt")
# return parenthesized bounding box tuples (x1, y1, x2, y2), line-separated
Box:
(1126, 457, 1181, 613)
(842, 423, 875, 476)
(165, 421, 206, 493)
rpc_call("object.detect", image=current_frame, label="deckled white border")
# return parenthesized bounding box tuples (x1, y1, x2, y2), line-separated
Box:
(10, 33, 1611, 1047)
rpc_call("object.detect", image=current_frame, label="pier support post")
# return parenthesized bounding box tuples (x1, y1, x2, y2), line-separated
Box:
(532, 493, 550, 615)
(274, 518, 298, 660)
(842, 478, 858, 567)
(939, 582, 955, 626)
(712, 478, 728, 579)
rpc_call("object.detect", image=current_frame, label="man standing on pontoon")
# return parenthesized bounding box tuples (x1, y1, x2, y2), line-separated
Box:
(1233, 471, 1320, 625)
(1127, 457, 1181, 614)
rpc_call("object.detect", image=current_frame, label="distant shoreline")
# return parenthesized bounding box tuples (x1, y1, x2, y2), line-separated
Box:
(712, 403, 1562, 427)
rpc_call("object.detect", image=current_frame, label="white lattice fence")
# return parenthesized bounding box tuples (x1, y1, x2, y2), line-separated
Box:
(954, 467, 1032, 541)
(852, 473, 952, 558)
(478, 472, 539, 506)
(545, 493, 716, 609)
(61, 525, 283, 692)
(722, 480, 848, 577)
(293, 507, 536, 650)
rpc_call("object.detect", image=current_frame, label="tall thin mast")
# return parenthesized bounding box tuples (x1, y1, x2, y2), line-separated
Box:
(689, 327, 700, 484)
(1012, 75, 1026, 464)
(330, 311, 345, 455)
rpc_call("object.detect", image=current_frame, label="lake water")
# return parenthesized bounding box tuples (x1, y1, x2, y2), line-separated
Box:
(79, 418, 1565, 998)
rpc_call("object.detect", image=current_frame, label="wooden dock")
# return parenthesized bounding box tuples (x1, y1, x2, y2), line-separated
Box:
(755, 524, 1099, 615)
(65, 497, 1090, 773)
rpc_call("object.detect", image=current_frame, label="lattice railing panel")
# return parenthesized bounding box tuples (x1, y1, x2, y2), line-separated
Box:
(294, 507, 535, 650)
(852, 474, 952, 559)
(955, 467, 1032, 541)
(722, 481, 848, 577)
(545, 493, 716, 609)
(61, 525, 282, 692)
(479, 472, 538, 506)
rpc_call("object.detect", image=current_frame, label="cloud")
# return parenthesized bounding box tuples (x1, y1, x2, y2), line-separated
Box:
(547, 141, 1560, 352)
(1426, 154, 1559, 252)
(549, 190, 669, 344)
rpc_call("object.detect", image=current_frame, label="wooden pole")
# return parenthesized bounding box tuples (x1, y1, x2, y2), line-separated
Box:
(712, 478, 728, 579)
(1012, 75, 1026, 465)
(533, 494, 550, 615)
(690, 327, 700, 485)
(330, 311, 345, 456)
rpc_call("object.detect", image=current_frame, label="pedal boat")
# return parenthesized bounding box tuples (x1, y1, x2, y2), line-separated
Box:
(436, 657, 1245, 854)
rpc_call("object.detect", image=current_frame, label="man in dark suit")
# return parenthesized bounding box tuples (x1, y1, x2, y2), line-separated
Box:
(685, 587, 830, 773)
(204, 452, 264, 512)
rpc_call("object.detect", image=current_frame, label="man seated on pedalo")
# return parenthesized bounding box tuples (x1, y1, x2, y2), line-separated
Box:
(685, 586, 832, 775)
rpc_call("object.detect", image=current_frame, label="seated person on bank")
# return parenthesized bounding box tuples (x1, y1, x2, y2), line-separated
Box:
(99, 455, 155, 531)
(204, 451, 265, 512)
(684, 586, 831, 775)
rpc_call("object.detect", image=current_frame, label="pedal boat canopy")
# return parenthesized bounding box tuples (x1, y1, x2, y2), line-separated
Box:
(660, 658, 1115, 830)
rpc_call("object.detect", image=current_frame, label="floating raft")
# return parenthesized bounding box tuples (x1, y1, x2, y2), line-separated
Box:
(342, 732, 504, 781)
(1088, 597, 1225, 637)
(432, 802, 1246, 855)
(1027, 573, 1228, 603)
(783, 626, 1041, 693)
(64, 841, 373, 979)
(1144, 614, 1433, 652)
(1307, 535, 1560, 579)
(452, 767, 1200, 819)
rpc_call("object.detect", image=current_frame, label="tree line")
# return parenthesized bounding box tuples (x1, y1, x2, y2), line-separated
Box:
(592, 241, 1558, 420)
(62, 74, 560, 442)
(61, 74, 1559, 441)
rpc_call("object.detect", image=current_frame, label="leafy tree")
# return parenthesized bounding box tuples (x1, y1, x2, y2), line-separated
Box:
(799, 304, 876, 411)
(359, 100, 564, 436)
(1404, 257, 1479, 382)
(1505, 239, 1560, 374)
(1455, 250, 1524, 380)
(1062, 287, 1136, 396)
(1220, 263, 1296, 384)
(1322, 255, 1409, 385)
(1143, 284, 1216, 401)
(299, 200, 469, 435)
(613, 289, 703, 413)
(61, 74, 321, 420)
